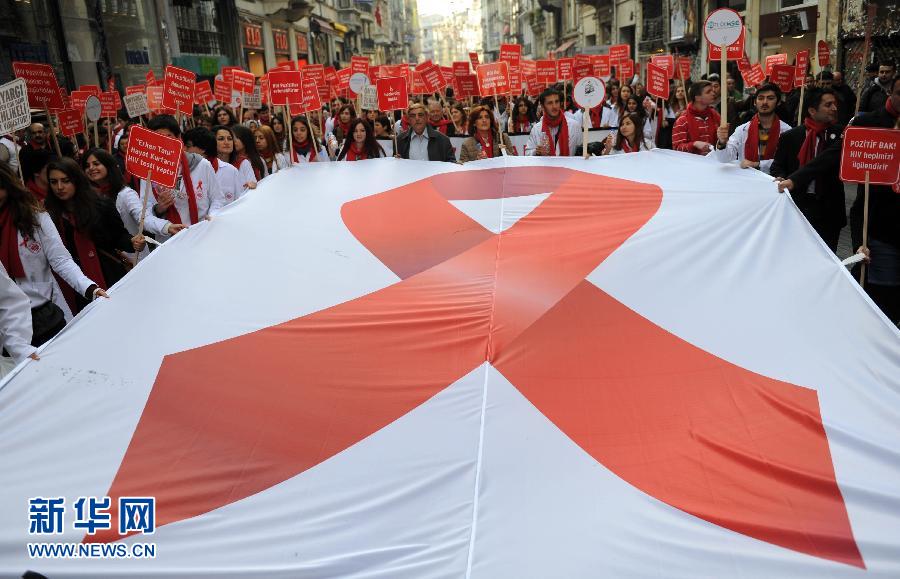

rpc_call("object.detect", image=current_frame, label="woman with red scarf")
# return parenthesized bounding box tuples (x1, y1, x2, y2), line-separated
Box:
(45, 158, 142, 316)
(289, 116, 330, 164)
(459, 106, 515, 163)
(0, 163, 106, 345)
(330, 105, 356, 144)
(231, 125, 267, 183)
(507, 97, 536, 134)
(337, 119, 386, 161)
(602, 113, 655, 155)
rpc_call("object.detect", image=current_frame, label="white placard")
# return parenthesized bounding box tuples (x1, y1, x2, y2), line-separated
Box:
(84, 95, 102, 122)
(573, 77, 606, 110)
(0, 78, 31, 134)
(124, 93, 149, 118)
(230, 90, 241, 109)
(361, 86, 378, 111)
(349, 73, 370, 95)
(704, 8, 743, 48)
(244, 86, 262, 109)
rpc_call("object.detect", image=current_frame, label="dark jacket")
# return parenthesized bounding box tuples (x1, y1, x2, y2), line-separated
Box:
(859, 80, 889, 114)
(396, 126, 457, 162)
(770, 123, 847, 242)
(848, 108, 900, 251)
(833, 83, 857, 126)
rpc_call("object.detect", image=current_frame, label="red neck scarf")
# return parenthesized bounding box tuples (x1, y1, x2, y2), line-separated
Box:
(234, 153, 249, 174)
(683, 103, 720, 144)
(0, 207, 25, 278)
(589, 105, 603, 128)
(30, 141, 45, 151)
(337, 120, 350, 137)
(429, 119, 450, 134)
(797, 117, 828, 167)
(621, 137, 636, 153)
(541, 113, 569, 156)
(476, 131, 494, 158)
(208, 156, 220, 172)
(292, 139, 317, 163)
(95, 182, 113, 197)
(744, 114, 781, 162)
(886, 98, 900, 128)
(26, 181, 46, 202)
(345, 143, 367, 161)
(60, 213, 107, 290)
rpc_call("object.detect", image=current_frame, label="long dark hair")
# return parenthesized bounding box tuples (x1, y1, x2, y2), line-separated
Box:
(0, 162, 41, 238)
(212, 106, 237, 127)
(82, 148, 124, 195)
(45, 157, 103, 232)
(290, 115, 317, 147)
(337, 118, 384, 160)
(231, 124, 266, 178)
(614, 112, 649, 151)
(467, 105, 499, 137)
(512, 97, 536, 124)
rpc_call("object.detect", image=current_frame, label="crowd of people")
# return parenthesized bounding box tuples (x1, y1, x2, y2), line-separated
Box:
(0, 62, 896, 370)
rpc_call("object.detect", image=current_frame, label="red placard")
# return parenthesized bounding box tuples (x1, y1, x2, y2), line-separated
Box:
(556, 58, 574, 80)
(221, 66, 240, 86)
(336, 68, 352, 92)
(146, 85, 164, 112)
(707, 28, 745, 61)
(126, 125, 184, 189)
(287, 78, 322, 115)
(573, 63, 592, 84)
(500, 44, 522, 70)
(817, 40, 830, 68)
(302, 64, 326, 87)
(469, 52, 480, 70)
(646, 62, 670, 99)
(765, 53, 788, 76)
(416, 61, 445, 93)
(677, 56, 692, 80)
(214, 76, 231, 103)
(377, 76, 409, 111)
(380, 64, 405, 79)
(521, 59, 536, 77)
(456, 74, 479, 99)
(163, 65, 195, 114)
(737, 52, 751, 72)
(324, 66, 337, 86)
(79, 85, 101, 96)
(591, 55, 611, 77)
(794, 49, 811, 88)
(194, 80, 213, 104)
(99, 91, 121, 117)
(145, 70, 155, 84)
(650, 54, 674, 77)
(56, 109, 85, 137)
(351, 56, 370, 77)
(70, 90, 90, 114)
(12, 62, 63, 110)
(232, 70, 255, 95)
(741, 63, 766, 87)
(268, 70, 302, 105)
(126, 85, 145, 96)
(525, 77, 544, 98)
(840, 127, 900, 185)
(452, 61, 470, 77)
(770, 64, 796, 93)
(574, 54, 591, 67)
(476, 62, 510, 96)
(609, 44, 631, 64)
(409, 71, 427, 95)
(616, 58, 634, 80)
(536, 60, 558, 84)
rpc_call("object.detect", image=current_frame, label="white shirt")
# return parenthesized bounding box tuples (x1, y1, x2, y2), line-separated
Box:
(115, 185, 171, 259)
(525, 116, 583, 156)
(142, 155, 225, 242)
(408, 129, 430, 161)
(211, 159, 246, 205)
(602, 104, 620, 128)
(607, 139, 656, 155)
(236, 158, 258, 187)
(709, 116, 792, 175)
(0, 262, 36, 361)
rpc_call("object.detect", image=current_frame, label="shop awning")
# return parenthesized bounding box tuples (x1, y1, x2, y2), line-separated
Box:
(311, 16, 335, 33)
(555, 39, 576, 54)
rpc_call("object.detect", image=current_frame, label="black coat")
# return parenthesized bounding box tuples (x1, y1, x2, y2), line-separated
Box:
(396, 126, 457, 162)
(770, 123, 847, 240)
(848, 108, 900, 251)
(859, 81, 889, 114)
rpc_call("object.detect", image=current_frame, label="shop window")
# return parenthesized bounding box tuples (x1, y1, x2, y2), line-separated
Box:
(174, 0, 225, 55)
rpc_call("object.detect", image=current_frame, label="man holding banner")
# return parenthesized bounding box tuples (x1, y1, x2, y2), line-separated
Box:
(711, 83, 790, 173)
(671, 81, 719, 155)
(527, 88, 582, 156)
(395, 103, 455, 162)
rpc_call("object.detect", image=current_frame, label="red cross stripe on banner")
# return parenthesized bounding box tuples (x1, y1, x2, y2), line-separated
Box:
(88, 167, 862, 568)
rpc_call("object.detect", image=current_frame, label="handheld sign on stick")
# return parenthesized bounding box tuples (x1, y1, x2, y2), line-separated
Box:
(704, 8, 743, 129)
(0, 78, 31, 183)
(84, 95, 102, 149)
(839, 127, 900, 286)
(377, 76, 409, 157)
(573, 76, 605, 159)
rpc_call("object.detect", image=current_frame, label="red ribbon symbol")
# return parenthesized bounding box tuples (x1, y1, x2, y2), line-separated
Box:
(92, 167, 862, 568)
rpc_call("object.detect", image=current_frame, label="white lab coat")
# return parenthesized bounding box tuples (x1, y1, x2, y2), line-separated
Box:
(212, 159, 246, 206)
(0, 262, 36, 362)
(235, 157, 258, 186)
(141, 155, 225, 242)
(708, 117, 793, 175)
(525, 116, 583, 156)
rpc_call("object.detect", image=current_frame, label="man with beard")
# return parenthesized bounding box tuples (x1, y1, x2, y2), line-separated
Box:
(771, 89, 845, 252)
(711, 83, 791, 173)
(25, 123, 48, 151)
(526, 88, 582, 156)
(860, 61, 895, 113)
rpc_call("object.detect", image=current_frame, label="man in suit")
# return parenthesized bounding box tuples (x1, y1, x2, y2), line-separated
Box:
(771, 88, 845, 252)
(395, 102, 457, 162)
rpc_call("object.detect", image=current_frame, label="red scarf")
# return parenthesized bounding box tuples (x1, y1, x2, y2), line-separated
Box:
(744, 115, 781, 162)
(60, 213, 107, 290)
(0, 207, 25, 278)
(683, 103, 720, 146)
(208, 156, 220, 172)
(621, 138, 635, 153)
(337, 120, 350, 138)
(541, 113, 569, 156)
(344, 144, 368, 161)
(153, 154, 199, 225)
(291, 139, 317, 163)
(886, 97, 900, 128)
(476, 131, 494, 158)
(797, 117, 828, 167)
(233, 153, 251, 178)
(26, 181, 46, 202)
(589, 105, 603, 129)
(429, 119, 451, 134)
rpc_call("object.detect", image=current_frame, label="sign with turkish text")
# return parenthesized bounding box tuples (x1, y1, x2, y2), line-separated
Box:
(126, 85, 145, 96)
(476, 62, 511, 97)
(232, 70, 256, 95)
(376, 76, 409, 111)
(742, 63, 766, 87)
(214, 75, 230, 103)
(146, 85, 165, 113)
(500, 44, 523, 70)
(591, 55, 611, 78)
(677, 56, 692, 80)
(609, 44, 631, 63)
(351, 56, 370, 77)
(616, 59, 634, 80)
(650, 54, 674, 77)
(646, 62, 670, 100)
(126, 125, 183, 188)
(817, 40, 830, 68)
(56, 108, 84, 137)
(287, 78, 322, 115)
(416, 61, 445, 93)
(770, 64, 796, 93)
(361, 85, 378, 111)
(194, 80, 213, 105)
(840, 127, 900, 185)
(124, 93, 150, 118)
(456, 74, 478, 99)
(302, 64, 326, 87)
(269, 70, 302, 105)
(794, 50, 811, 88)
(738, 53, 751, 72)
(536, 60, 558, 84)
(162, 65, 195, 114)
(765, 53, 788, 76)
(556, 58, 574, 80)
(12, 62, 63, 110)
(573, 63, 593, 84)
(0, 79, 31, 135)
(99, 91, 121, 117)
(468, 52, 480, 70)
(453, 61, 470, 77)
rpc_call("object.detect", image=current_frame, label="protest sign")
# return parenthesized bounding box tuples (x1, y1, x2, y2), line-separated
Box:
(99, 91, 121, 117)
(0, 78, 31, 135)
(840, 127, 900, 185)
(269, 70, 302, 105)
(770, 64, 796, 93)
(646, 62, 670, 99)
(126, 125, 183, 188)
(163, 65, 195, 114)
(817, 40, 830, 68)
(765, 53, 788, 76)
(376, 77, 408, 111)
(124, 93, 150, 118)
(12, 62, 63, 110)
(476, 62, 511, 97)
(56, 109, 84, 137)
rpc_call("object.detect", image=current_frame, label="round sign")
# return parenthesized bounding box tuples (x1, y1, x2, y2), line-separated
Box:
(84, 95, 102, 122)
(349, 73, 370, 95)
(573, 76, 606, 110)
(704, 8, 743, 48)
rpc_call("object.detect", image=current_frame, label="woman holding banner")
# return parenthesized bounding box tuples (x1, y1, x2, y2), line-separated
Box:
(183, 127, 245, 206)
(82, 149, 184, 259)
(459, 106, 515, 163)
(337, 119, 386, 161)
(230, 125, 266, 185)
(0, 163, 107, 345)
(44, 158, 138, 314)
(603, 113, 655, 155)
(254, 126, 288, 174)
(289, 116, 330, 164)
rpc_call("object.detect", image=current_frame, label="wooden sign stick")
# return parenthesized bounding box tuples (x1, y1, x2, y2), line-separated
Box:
(45, 106, 62, 157)
(720, 47, 728, 128)
(859, 170, 871, 287)
(134, 168, 152, 266)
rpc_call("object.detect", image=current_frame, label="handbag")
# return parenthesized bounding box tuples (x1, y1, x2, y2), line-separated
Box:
(31, 300, 66, 346)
